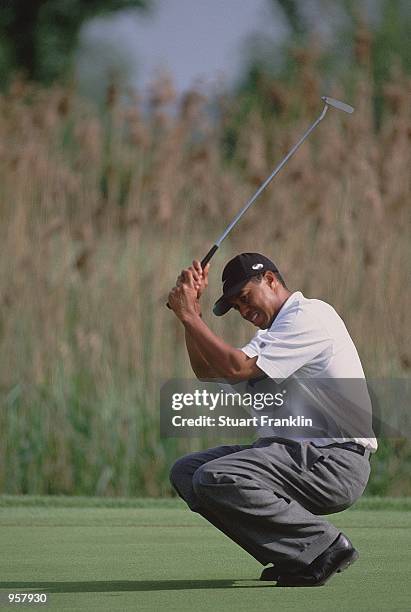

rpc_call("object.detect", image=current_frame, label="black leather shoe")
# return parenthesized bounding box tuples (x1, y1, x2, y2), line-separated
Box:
(260, 566, 282, 581)
(276, 533, 359, 587)
(260, 561, 302, 581)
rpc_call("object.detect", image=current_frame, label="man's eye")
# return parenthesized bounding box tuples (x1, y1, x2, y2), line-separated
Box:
(240, 295, 248, 304)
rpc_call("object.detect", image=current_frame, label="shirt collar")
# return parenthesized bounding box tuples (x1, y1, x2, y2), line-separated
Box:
(269, 291, 302, 330)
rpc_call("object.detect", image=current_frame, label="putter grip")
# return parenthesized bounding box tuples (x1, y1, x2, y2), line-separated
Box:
(200, 244, 218, 268)
(166, 244, 219, 309)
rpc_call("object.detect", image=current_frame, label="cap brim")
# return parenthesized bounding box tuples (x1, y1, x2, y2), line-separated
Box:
(213, 279, 248, 317)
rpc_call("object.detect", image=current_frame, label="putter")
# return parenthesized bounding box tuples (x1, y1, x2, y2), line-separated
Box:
(167, 96, 354, 307)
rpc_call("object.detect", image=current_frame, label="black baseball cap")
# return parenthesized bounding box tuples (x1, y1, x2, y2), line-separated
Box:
(213, 253, 279, 316)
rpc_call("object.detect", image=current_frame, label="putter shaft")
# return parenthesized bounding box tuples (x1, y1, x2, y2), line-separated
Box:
(168, 96, 354, 307)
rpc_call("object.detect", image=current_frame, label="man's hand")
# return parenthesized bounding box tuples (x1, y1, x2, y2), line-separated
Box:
(168, 269, 200, 321)
(177, 260, 210, 300)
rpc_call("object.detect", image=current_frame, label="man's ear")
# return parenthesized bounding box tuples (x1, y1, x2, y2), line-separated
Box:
(264, 270, 276, 289)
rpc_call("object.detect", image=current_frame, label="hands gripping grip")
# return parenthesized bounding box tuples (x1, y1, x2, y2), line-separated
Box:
(200, 244, 218, 268)
(166, 244, 219, 309)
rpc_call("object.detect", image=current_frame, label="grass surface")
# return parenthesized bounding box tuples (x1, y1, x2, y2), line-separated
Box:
(0, 498, 410, 611)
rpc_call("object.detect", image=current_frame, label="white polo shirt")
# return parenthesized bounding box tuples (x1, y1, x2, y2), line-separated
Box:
(241, 291, 377, 451)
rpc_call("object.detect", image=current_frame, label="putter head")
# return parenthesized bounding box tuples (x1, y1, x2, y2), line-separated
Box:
(321, 96, 354, 114)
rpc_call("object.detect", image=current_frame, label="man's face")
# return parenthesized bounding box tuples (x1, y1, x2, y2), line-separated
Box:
(229, 274, 278, 329)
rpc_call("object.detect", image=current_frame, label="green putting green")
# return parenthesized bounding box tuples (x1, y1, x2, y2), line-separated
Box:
(0, 497, 410, 611)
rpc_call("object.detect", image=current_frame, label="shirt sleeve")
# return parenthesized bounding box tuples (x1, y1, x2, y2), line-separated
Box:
(241, 310, 332, 382)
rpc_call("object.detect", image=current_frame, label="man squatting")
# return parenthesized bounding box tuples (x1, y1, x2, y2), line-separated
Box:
(167, 253, 377, 587)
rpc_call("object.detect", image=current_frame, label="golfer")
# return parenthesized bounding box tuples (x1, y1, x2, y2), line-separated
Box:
(167, 252, 377, 587)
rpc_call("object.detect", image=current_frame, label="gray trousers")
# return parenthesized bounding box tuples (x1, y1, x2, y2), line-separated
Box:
(170, 437, 370, 569)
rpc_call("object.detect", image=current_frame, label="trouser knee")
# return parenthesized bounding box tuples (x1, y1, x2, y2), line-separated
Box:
(169, 456, 190, 493)
(192, 465, 229, 506)
(169, 454, 201, 509)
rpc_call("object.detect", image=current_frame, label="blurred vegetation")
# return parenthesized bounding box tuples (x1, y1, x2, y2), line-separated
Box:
(0, 1, 410, 497)
(239, 0, 411, 126)
(0, 34, 410, 495)
(0, 0, 149, 85)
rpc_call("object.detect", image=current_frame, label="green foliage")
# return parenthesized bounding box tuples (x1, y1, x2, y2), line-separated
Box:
(372, 0, 411, 122)
(240, 0, 411, 125)
(273, 0, 307, 38)
(374, 0, 411, 77)
(0, 0, 149, 85)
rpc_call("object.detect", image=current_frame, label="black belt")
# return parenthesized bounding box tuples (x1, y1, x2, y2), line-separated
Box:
(315, 442, 367, 456)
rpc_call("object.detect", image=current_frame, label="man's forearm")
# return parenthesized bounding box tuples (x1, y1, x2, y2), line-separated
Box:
(182, 301, 217, 378)
(181, 312, 242, 378)
(185, 328, 217, 379)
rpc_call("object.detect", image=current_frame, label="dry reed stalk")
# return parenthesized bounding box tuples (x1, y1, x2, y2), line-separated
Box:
(0, 59, 410, 495)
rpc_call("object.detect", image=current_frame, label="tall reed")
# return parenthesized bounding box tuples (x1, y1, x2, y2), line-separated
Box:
(0, 57, 410, 496)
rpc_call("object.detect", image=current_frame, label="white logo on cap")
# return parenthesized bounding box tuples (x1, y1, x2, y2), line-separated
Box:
(252, 263, 264, 270)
